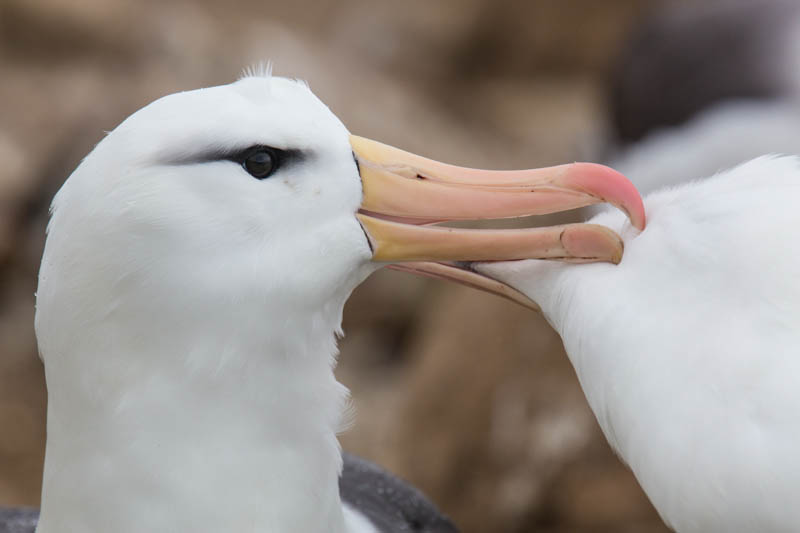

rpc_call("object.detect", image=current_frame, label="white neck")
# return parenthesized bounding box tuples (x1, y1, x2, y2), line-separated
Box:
(37, 305, 351, 533)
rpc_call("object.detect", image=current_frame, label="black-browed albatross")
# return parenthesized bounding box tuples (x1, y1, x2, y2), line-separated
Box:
(0, 74, 644, 532)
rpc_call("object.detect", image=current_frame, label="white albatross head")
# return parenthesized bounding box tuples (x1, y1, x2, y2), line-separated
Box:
(33, 75, 644, 533)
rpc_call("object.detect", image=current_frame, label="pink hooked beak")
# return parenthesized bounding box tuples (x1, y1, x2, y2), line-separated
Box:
(352, 135, 645, 309)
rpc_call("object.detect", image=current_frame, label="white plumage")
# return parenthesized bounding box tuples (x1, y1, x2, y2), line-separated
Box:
(35, 76, 379, 533)
(45, 67, 779, 533)
(480, 156, 800, 531)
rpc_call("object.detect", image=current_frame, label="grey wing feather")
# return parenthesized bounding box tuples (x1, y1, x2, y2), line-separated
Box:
(0, 454, 459, 533)
(0, 507, 37, 533)
(340, 452, 459, 533)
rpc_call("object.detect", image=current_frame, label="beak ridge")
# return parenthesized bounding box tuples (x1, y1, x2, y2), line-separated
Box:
(353, 135, 645, 230)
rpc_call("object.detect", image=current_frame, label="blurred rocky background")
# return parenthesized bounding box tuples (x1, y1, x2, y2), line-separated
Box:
(4, 0, 791, 531)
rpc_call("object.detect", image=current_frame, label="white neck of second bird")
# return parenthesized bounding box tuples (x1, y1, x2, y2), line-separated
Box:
(36, 297, 353, 533)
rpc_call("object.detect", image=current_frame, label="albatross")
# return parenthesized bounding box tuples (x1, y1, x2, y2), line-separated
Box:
(480, 155, 800, 532)
(10, 74, 644, 532)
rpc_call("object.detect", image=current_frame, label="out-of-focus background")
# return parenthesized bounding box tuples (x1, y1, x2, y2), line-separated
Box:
(3, 0, 799, 531)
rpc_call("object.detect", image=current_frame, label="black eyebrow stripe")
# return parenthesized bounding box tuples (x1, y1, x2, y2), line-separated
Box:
(163, 146, 306, 167)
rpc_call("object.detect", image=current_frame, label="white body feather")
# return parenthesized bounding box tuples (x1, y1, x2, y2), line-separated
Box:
(481, 156, 800, 532)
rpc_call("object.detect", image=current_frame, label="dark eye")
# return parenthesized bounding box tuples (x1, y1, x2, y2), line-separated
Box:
(243, 149, 277, 179)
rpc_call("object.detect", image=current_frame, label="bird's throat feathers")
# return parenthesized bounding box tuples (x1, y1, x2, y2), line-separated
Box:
(35, 242, 360, 533)
(37, 297, 354, 532)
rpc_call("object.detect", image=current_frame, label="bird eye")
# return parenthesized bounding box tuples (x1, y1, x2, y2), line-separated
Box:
(243, 148, 277, 179)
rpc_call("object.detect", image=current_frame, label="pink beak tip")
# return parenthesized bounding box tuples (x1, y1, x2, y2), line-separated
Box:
(566, 163, 647, 231)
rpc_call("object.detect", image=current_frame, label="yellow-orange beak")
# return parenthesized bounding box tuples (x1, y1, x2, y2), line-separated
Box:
(352, 135, 645, 310)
